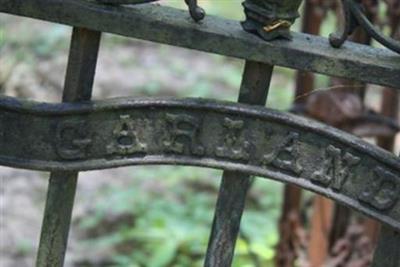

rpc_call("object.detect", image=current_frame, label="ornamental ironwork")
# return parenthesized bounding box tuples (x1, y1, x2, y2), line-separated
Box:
(0, 0, 399, 267)
(330, 0, 400, 54)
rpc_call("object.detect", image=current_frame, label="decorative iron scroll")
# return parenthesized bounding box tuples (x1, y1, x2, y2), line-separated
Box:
(0, 96, 399, 230)
(330, 0, 400, 54)
(95, 0, 205, 22)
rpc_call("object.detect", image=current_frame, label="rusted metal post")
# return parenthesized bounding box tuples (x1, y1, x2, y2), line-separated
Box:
(377, 0, 400, 151)
(204, 61, 274, 267)
(36, 27, 101, 267)
(308, 198, 334, 267)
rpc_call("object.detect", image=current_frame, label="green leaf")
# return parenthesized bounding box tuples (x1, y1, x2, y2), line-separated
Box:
(148, 240, 179, 267)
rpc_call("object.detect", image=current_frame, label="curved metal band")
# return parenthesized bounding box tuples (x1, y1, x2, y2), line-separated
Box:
(0, 96, 399, 230)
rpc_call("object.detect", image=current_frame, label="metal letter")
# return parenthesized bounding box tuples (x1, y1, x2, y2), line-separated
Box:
(107, 115, 147, 156)
(163, 113, 204, 156)
(311, 145, 360, 190)
(263, 132, 303, 175)
(359, 167, 400, 210)
(56, 120, 92, 160)
(215, 118, 250, 161)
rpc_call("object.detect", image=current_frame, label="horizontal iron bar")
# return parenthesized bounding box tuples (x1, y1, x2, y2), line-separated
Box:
(1, 0, 399, 88)
(0, 96, 399, 230)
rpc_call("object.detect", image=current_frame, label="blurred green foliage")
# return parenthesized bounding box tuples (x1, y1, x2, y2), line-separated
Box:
(78, 166, 282, 267)
(0, 29, 4, 48)
(163, 0, 244, 20)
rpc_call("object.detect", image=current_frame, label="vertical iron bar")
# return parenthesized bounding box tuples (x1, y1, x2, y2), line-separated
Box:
(204, 61, 274, 267)
(371, 226, 400, 267)
(36, 27, 101, 267)
(371, 153, 400, 267)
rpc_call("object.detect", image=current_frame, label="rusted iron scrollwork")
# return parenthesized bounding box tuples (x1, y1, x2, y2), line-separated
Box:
(95, 0, 205, 22)
(0, 96, 399, 230)
(330, 0, 400, 54)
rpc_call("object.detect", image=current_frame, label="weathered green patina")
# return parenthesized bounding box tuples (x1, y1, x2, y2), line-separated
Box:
(242, 0, 303, 40)
(35, 27, 102, 267)
(0, 1, 399, 267)
(0, 96, 399, 231)
(1, 0, 398, 88)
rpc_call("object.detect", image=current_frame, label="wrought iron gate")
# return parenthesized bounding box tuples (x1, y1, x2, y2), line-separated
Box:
(0, 0, 399, 266)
